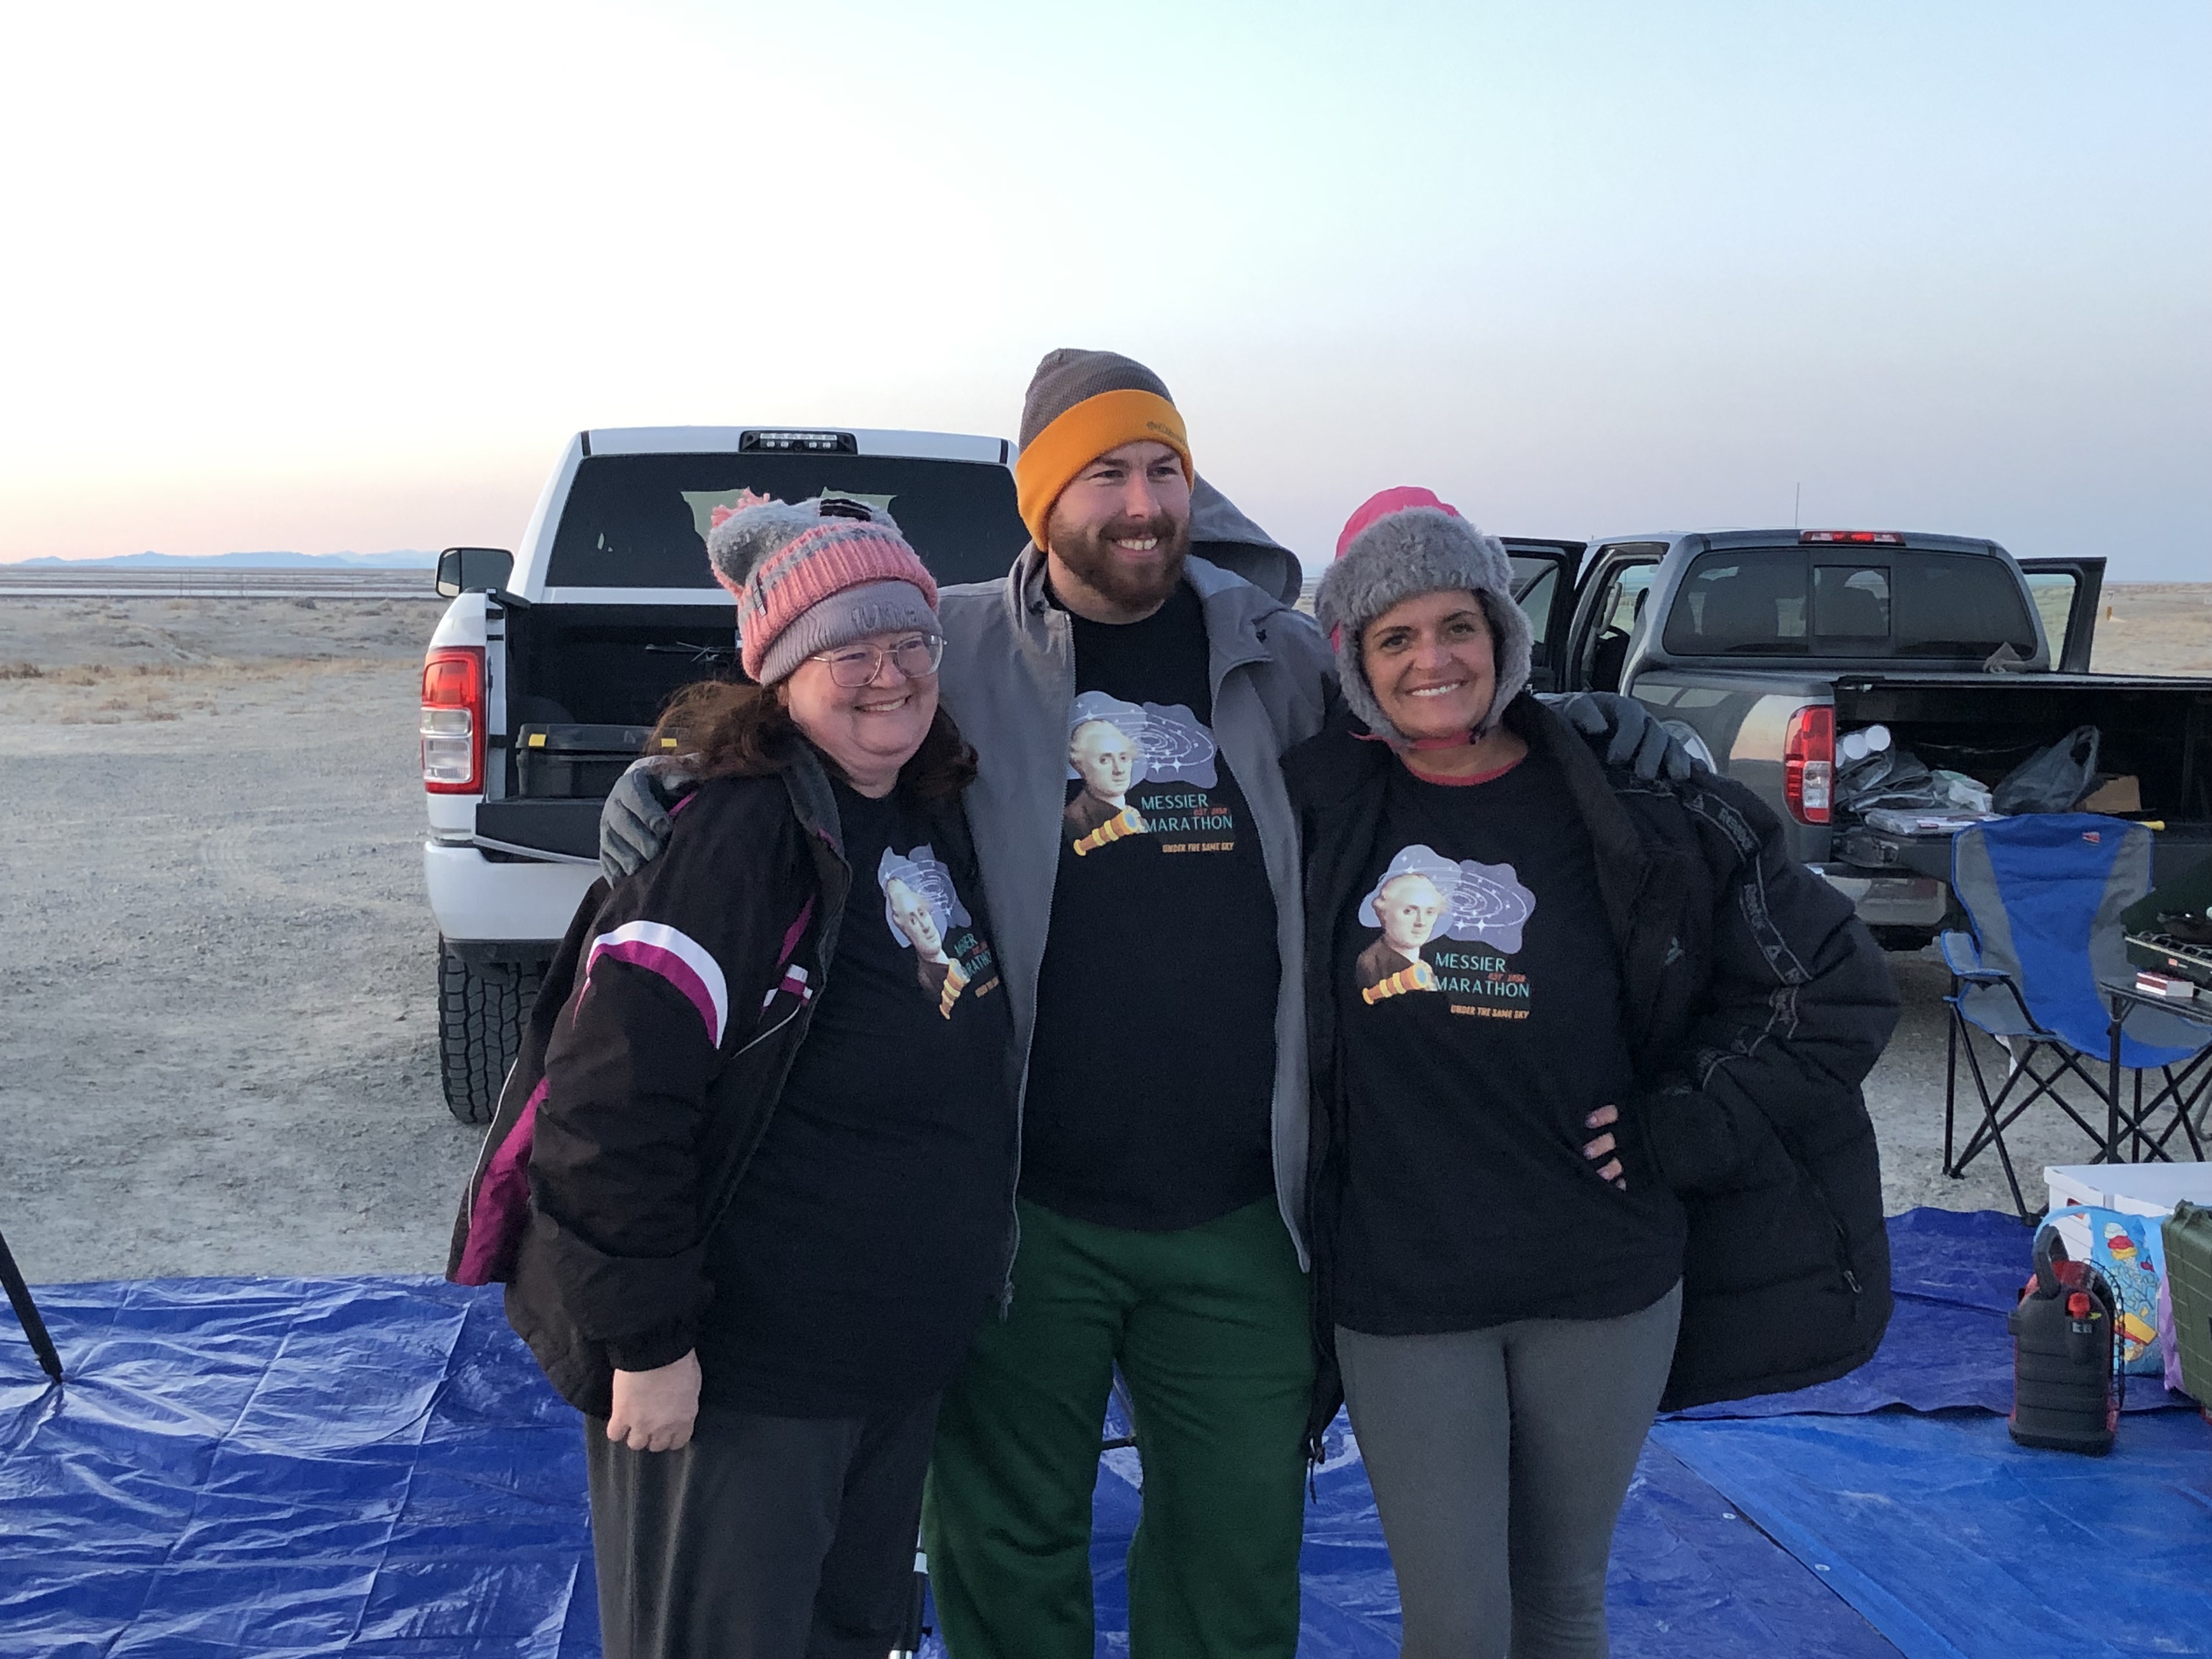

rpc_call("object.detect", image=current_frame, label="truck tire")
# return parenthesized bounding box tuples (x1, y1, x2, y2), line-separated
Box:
(438, 945, 546, 1125)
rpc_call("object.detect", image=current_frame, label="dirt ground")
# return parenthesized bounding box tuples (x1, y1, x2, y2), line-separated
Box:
(2087, 583, 2212, 676)
(1, 586, 2206, 1286)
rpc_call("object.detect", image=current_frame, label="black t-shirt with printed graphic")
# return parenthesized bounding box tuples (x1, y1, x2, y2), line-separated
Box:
(1332, 749, 1685, 1335)
(1020, 581, 1282, 1232)
(708, 779, 1015, 1415)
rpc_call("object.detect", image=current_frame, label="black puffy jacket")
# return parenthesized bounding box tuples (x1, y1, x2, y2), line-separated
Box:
(1286, 695, 1900, 1447)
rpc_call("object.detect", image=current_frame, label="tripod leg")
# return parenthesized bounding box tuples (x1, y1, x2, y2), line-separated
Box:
(889, 1536, 929, 1659)
(0, 1226, 63, 1385)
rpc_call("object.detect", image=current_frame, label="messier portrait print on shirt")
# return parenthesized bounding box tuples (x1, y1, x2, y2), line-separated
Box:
(1061, 691, 1235, 857)
(1354, 844, 1537, 1014)
(877, 844, 1000, 1019)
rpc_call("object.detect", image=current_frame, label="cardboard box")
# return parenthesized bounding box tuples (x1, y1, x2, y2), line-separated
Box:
(2046, 1163, 2212, 1220)
(2077, 774, 2143, 814)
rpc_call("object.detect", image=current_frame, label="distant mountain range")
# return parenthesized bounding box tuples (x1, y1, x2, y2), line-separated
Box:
(5, 550, 441, 569)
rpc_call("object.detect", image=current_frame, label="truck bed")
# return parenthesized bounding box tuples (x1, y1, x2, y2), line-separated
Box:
(479, 601, 737, 861)
(1832, 672, 2212, 885)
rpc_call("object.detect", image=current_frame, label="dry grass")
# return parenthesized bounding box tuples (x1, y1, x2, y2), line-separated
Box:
(0, 655, 388, 726)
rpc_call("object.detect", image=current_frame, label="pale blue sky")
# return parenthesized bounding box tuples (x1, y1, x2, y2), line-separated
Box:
(3, 1, 2205, 575)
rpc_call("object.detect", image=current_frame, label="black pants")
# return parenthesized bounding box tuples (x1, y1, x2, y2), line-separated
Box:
(584, 1393, 939, 1659)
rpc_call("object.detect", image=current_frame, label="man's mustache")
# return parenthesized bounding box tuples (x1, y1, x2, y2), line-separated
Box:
(1092, 513, 1182, 546)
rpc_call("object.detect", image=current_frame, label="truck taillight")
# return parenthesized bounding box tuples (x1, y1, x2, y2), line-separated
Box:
(422, 647, 486, 794)
(1784, 704, 1834, 825)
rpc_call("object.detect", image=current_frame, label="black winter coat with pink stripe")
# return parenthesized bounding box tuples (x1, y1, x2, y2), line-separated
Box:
(447, 746, 991, 1419)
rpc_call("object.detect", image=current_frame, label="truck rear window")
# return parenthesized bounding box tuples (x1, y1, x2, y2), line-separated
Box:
(1661, 548, 2038, 661)
(548, 453, 1028, 589)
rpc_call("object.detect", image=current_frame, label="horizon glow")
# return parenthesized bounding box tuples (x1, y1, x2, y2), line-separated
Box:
(2, 1, 2206, 577)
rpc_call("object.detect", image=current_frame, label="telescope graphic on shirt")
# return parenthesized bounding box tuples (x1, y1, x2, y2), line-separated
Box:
(1359, 952, 1441, 1003)
(1063, 691, 1219, 856)
(1355, 844, 1536, 1007)
(880, 846, 986, 1018)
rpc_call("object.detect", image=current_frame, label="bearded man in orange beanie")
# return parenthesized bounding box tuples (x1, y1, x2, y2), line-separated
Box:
(919, 349, 1329, 1658)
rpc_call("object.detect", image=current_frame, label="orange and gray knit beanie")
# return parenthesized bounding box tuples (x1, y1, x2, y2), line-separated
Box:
(1013, 348, 1194, 545)
(706, 494, 940, 685)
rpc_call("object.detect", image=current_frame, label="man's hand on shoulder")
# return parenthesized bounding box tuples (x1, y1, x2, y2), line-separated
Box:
(1548, 692, 1699, 785)
(601, 757, 698, 882)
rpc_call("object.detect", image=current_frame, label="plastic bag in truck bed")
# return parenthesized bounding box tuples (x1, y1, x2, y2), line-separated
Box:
(1835, 743, 1932, 812)
(1836, 741, 1993, 822)
(1991, 724, 2100, 815)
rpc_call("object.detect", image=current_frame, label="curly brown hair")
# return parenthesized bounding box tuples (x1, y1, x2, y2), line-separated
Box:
(648, 678, 978, 801)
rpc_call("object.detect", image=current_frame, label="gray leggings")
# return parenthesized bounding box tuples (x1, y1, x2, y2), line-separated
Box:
(1336, 1282, 1683, 1659)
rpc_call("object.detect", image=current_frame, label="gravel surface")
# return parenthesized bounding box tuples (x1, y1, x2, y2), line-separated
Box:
(1, 589, 2203, 1287)
(1, 597, 480, 1284)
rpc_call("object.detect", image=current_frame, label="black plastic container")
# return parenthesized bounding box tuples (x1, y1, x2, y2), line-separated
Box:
(514, 724, 663, 800)
(2008, 1229, 2123, 1454)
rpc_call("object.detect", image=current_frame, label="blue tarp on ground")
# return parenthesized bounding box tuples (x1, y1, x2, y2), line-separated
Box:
(1, 1210, 2203, 1657)
(0, 1278, 599, 1658)
(1652, 1413, 2212, 1659)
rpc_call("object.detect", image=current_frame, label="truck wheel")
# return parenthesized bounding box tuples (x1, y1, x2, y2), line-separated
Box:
(438, 945, 546, 1125)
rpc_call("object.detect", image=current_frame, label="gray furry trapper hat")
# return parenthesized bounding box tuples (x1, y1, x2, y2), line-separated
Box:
(1312, 486, 1533, 744)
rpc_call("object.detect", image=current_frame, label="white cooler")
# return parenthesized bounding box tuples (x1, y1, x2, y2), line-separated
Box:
(2045, 1163, 2212, 1220)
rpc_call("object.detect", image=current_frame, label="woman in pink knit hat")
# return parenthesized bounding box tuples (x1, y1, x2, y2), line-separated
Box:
(468, 495, 1017, 1658)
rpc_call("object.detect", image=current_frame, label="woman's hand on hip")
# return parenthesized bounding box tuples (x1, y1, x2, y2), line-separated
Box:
(608, 1350, 702, 1452)
(1583, 1105, 1627, 1190)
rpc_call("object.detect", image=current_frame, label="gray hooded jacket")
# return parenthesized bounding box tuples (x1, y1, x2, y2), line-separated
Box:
(936, 543, 1332, 1265)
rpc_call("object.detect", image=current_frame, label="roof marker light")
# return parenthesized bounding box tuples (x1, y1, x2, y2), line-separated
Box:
(740, 430, 857, 454)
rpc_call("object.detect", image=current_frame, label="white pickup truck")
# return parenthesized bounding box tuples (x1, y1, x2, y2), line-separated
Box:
(419, 423, 1303, 1121)
(420, 425, 1033, 1121)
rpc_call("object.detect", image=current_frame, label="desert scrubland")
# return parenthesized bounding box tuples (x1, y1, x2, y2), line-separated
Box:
(1, 584, 2208, 1283)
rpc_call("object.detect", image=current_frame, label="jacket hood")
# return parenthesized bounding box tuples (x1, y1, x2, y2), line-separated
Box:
(1190, 476, 1304, 606)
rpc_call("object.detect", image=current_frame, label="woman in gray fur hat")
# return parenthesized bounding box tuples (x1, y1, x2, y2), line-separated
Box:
(1283, 488, 1897, 1657)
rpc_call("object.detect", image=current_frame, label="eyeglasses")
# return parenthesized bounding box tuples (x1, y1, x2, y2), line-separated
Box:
(811, 633, 944, 687)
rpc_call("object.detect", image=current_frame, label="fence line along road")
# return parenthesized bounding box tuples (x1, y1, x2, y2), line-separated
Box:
(0, 567, 442, 601)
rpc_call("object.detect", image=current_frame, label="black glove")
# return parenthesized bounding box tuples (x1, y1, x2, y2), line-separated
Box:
(600, 758, 695, 882)
(1547, 691, 1699, 785)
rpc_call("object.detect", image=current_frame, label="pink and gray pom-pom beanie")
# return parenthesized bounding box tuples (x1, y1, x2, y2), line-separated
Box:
(1313, 486, 1533, 744)
(705, 493, 940, 686)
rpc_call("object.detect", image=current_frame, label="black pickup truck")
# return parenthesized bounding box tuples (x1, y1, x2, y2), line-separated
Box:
(1505, 529, 2212, 947)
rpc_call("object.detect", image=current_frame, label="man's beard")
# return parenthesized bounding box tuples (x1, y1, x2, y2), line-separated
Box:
(1049, 510, 1190, 616)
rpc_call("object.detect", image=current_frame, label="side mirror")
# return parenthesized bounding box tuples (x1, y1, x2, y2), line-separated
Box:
(436, 547, 515, 599)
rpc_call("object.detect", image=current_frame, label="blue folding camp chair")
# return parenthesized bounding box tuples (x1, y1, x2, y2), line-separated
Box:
(1942, 814, 2211, 1221)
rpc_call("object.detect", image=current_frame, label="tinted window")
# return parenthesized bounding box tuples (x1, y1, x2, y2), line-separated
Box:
(1581, 560, 1660, 691)
(548, 453, 1027, 589)
(1597, 562, 1658, 634)
(1663, 548, 2036, 659)
(2023, 569, 2080, 660)
(1897, 554, 2035, 659)
(1813, 565, 1890, 637)
(1510, 555, 1558, 645)
(1665, 552, 1808, 654)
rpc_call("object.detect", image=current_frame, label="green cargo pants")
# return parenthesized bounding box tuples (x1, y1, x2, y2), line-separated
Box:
(922, 1197, 1313, 1659)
